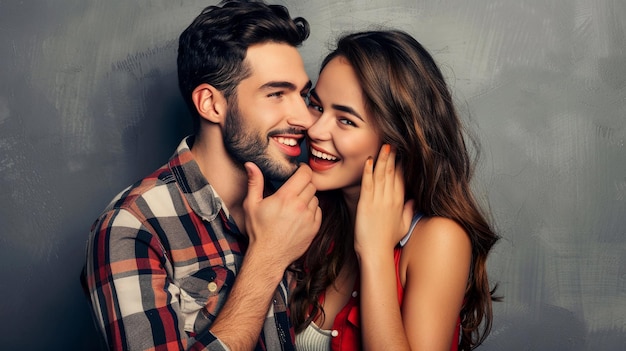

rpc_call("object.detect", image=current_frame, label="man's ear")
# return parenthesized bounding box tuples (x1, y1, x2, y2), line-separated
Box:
(192, 83, 227, 124)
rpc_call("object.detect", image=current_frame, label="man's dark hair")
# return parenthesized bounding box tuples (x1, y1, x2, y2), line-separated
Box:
(177, 0, 310, 132)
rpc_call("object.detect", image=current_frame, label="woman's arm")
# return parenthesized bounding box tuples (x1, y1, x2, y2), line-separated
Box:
(400, 217, 472, 350)
(355, 145, 471, 350)
(354, 145, 414, 350)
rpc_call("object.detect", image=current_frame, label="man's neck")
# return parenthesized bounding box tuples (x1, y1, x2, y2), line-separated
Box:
(190, 130, 248, 231)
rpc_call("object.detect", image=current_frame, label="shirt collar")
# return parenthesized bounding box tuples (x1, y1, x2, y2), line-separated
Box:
(167, 136, 235, 226)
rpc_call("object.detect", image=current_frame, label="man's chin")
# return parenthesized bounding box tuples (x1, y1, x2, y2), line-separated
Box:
(260, 159, 298, 183)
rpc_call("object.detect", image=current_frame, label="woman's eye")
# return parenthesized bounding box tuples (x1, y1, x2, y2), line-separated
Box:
(307, 100, 323, 113)
(339, 118, 356, 126)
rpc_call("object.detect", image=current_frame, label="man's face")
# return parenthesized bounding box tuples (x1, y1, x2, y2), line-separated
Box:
(223, 42, 313, 182)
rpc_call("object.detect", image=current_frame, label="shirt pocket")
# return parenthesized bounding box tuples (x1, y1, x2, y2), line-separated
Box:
(178, 265, 235, 332)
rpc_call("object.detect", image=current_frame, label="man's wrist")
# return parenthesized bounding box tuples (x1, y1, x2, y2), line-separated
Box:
(241, 246, 288, 284)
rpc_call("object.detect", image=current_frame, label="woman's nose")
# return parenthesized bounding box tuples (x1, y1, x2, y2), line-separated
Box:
(306, 114, 332, 141)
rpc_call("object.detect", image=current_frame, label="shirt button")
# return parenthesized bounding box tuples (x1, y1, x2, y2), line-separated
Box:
(331, 330, 339, 337)
(352, 291, 358, 298)
(207, 282, 218, 292)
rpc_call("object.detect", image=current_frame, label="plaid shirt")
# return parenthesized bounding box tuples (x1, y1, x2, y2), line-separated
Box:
(83, 137, 296, 350)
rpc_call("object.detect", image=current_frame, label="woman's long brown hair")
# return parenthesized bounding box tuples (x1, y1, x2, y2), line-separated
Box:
(290, 30, 500, 350)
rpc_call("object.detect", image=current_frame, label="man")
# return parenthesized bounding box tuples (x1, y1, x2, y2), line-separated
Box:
(83, 1, 321, 350)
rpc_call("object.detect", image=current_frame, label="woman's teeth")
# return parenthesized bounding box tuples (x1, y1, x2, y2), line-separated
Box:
(311, 148, 337, 161)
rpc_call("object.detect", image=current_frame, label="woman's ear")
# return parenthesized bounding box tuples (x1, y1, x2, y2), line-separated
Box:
(192, 83, 227, 124)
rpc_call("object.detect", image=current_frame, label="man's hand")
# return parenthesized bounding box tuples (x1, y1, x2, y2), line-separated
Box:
(210, 164, 320, 350)
(243, 162, 321, 270)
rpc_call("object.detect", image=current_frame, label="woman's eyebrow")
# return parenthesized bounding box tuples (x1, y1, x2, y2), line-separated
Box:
(331, 103, 364, 121)
(310, 89, 364, 121)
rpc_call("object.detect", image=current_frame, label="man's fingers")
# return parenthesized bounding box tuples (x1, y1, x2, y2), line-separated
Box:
(314, 206, 323, 226)
(299, 182, 317, 202)
(244, 162, 264, 204)
(307, 193, 320, 212)
(278, 163, 313, 196)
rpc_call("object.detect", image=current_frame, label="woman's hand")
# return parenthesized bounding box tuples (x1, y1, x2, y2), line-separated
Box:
(355, 145, 415, 351)
(354, 145, 414, 260)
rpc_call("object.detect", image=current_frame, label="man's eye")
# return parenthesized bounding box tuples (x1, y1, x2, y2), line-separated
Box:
(268, 91, 284, 98)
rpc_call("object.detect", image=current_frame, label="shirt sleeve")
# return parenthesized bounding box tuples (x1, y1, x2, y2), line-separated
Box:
(83, 208, 229, 351)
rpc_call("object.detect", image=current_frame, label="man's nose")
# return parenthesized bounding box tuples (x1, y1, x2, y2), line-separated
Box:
(287, 95, 316, 129)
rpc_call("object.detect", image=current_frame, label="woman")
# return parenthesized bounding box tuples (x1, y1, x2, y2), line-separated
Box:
(290, 30, 500, 350)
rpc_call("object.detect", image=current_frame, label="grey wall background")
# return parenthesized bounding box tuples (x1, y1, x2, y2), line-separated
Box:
(1, 0, 624, 350)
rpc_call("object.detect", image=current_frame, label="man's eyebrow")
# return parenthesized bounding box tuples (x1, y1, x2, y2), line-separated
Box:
(260, 80, 312, 92)
(301, 80, 313, 93)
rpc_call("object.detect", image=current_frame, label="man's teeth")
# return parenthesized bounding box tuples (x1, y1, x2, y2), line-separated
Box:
(311, 148, 337, 161)
(276, 137, 298, 146)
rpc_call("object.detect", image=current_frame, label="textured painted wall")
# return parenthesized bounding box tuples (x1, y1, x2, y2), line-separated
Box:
(0, 1, 624, 350)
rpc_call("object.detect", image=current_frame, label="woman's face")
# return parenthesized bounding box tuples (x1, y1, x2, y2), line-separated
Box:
(306, 56, 382, 197)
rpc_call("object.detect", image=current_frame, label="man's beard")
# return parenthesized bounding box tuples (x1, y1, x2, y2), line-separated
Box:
(223, 102, 299, 182)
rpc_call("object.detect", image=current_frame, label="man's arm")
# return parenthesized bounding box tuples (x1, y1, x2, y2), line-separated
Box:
(208, 162, 321, 350)
(85, 164, 320, 351)
(84, 209, 229, 351)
